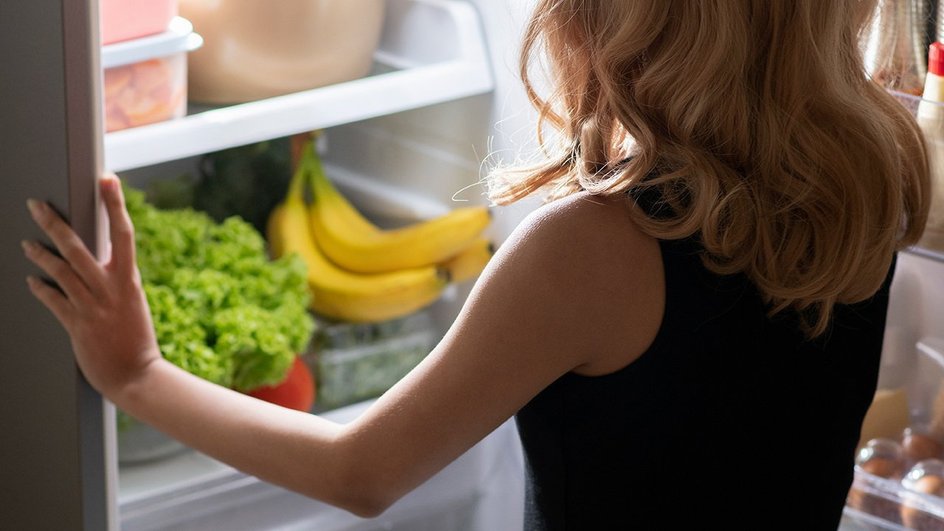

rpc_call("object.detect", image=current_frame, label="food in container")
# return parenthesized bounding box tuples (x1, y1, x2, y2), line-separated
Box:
(856, 439, 908, 479)
(117, 414, 187, 464)
(116, 185, 315, 463)
(846, 339, 944, 526)
(902, 426, 944, 464)
(305, 310, 437, 412)
(900, 459, 944, 530)
(848, 438, 906, 523)
(864, 0, 929, 95)
(179, 0, 386, 104)
(101, 17, 202, 132)
(100, 0, 178, 45)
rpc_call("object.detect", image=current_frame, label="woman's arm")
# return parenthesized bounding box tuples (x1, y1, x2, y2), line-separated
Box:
(23, 178, 662, 517)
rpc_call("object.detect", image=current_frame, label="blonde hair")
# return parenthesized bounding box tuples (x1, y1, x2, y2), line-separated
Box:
(489, 0, 931, 337)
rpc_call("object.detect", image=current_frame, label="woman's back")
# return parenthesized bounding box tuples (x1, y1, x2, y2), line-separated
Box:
(516, 232, 895, 530)
(498, 4, 926, 522)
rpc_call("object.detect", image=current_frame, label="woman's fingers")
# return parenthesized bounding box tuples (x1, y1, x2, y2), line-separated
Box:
(23, 174, 139, 310)
(26, 198, 106, 296)
(25, 275, 74, 327)
(22, 239, 94, 308)
(100, 175, 137, 278)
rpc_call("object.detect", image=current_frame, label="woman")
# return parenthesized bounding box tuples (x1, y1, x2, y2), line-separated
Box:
(22, 1, 929, 528)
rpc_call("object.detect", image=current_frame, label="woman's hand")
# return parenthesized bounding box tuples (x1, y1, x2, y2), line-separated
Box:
(23, 174, 161, 398)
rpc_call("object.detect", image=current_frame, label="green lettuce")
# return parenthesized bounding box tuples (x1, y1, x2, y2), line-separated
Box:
(125, 186, 314, 392)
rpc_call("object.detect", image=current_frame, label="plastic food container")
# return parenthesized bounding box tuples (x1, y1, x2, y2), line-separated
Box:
(901, 459, 944, 530)
(179, 0, 386, 104)
(101, 17, 202, 132)
(117, 413, 187, 464)
(848, 439, 908, 524)
(101, 0, 178, 45)
(845, 338, 944, 527)
(304, 310, 437, 412)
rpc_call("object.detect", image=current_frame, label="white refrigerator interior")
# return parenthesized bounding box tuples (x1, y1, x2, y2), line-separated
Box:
(113, 0, 536, 529)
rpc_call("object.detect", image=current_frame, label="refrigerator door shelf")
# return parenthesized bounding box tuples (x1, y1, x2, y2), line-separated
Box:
(104, 0, 494, 173)
(841, 333, 944, 527)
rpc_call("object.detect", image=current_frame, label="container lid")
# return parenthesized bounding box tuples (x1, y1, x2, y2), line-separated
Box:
(102, 17, 203, 69)
(930, 42, 944, 77)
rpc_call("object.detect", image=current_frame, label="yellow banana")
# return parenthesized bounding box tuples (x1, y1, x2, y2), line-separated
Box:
(267, 144, 450, 323)
(309, 164, 382, 240)
(440, 237, 495, 284)
(307, 148, 492, 274)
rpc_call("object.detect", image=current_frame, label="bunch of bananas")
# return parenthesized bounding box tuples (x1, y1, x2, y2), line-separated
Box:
(267, 141, 494, 323)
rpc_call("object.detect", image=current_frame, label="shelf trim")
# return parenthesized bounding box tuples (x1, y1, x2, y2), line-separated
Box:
(904, 245, 944, 264)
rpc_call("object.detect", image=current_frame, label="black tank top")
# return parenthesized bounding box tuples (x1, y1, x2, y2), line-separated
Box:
(515, 235, 895, 530)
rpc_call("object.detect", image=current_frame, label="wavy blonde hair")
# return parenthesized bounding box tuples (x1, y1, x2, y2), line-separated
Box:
(489, 0, 931, 337)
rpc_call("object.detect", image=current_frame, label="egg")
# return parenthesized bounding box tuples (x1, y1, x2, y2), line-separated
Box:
(913, 475, 944, 496)
(901, 475, 944, 529)
(849, 457, 906, 522)
(860, 456, 904, 479)
(903, 432, 944, 463)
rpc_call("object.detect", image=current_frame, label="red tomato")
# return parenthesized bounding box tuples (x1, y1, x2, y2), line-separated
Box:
(247, 356, 315, 411)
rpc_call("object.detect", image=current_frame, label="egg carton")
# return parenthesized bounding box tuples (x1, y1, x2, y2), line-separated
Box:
(845, 338, 944, 529)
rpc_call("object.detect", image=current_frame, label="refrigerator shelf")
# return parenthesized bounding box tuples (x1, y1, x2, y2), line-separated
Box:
(906, 245, 944, 265)
(104, 0, 494, 172)
(118, 398, 517, 531)
(119, 399, 372, 507)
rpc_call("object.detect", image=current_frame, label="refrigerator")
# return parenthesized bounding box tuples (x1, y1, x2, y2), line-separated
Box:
(4, 1, 944, 530)
(2, 0, 536, 529)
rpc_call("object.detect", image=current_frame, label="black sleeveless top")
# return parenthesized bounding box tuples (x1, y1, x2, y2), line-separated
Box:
(514, 234, 895, 530)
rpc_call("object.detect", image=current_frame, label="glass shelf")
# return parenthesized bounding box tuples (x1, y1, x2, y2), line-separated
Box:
(118, 399, 372, 507)
(118, 399, 519, 531)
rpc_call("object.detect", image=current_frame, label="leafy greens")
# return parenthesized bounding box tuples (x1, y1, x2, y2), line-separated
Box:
(124, 186, 314, 392)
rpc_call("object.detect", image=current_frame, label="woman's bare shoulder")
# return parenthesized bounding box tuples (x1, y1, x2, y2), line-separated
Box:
(511, 191, 661, 280)
(526, 191, 654, 245)
(492, 191, 665, 374)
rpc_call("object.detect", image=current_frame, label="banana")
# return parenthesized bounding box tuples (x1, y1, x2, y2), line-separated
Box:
(309, 159, 382, 240)
(307, 149, 492, 274)
(268, 144, 450, 323)
(440, 237, 495, 284)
